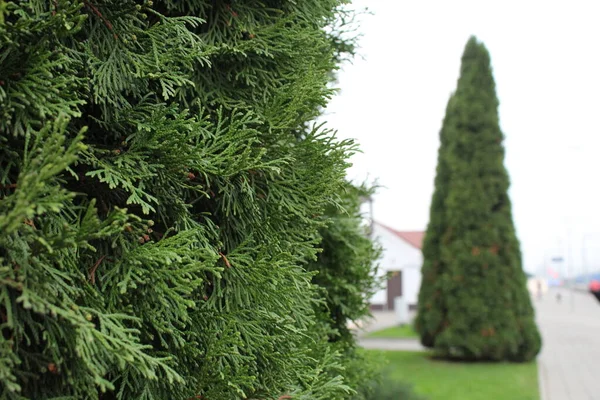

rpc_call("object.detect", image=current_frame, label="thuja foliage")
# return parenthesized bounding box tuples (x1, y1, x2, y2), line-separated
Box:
(307, 183, 382, 399)
(310, 184, 380, 344)
(415, 37, 541, 362)
(0, 1, 380, 399)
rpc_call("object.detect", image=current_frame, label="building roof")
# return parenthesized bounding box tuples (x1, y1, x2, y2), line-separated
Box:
(376, 222, 425, 250)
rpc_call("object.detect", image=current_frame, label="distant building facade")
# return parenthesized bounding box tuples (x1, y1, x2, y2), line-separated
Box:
(370, 222, 424, 311)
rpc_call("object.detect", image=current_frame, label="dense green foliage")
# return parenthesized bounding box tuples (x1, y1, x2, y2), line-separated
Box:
(308, 184, 383, 400)
(310, 184, 380, 344)
(415, 37, 541, 361)
(0, 1, 381, 398)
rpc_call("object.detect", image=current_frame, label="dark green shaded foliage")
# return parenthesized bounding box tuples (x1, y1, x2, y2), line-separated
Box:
(309, 184, 381, 343)
(415, 36, 541, 361)
(0, 0, 380, 398)
(307, 183, 383, 400)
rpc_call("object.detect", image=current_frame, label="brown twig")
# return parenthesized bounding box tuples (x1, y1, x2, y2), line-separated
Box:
(84, 1, 118, 39)
(219, 252, 231, 268)
(225, 4, 238, 17)
(52, 0, 58, 15)
(0, 183, 17, 190)
(89, 255, 106, 284)
(47, 363, 59, 374)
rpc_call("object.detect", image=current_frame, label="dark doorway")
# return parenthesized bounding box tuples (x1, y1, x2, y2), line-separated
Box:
(387, 270, 402, 310)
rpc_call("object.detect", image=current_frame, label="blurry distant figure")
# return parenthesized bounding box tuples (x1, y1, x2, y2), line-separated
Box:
(527, 277, 548, 299)
(556, 292, 562, 303)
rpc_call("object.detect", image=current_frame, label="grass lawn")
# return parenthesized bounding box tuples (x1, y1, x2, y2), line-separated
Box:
(365, 324, 418, 338)
(373, 350, 539, 400)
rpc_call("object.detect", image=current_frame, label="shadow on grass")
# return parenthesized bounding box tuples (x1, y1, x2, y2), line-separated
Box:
(360, 368, 427, 400)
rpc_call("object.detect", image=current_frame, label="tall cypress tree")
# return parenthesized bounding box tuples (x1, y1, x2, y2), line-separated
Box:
(416, 36, 541, 361)
(0, 1, 380, 399)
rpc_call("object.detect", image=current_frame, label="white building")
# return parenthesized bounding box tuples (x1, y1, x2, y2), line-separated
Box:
(370, 222, 424, 311)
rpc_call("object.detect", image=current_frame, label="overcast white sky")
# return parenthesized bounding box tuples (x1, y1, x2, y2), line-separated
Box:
(323, 0, 600, 276)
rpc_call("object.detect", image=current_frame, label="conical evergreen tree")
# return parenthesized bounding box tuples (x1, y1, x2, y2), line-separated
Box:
(0, 1, 380, 399)
(416, 36, 541, 361)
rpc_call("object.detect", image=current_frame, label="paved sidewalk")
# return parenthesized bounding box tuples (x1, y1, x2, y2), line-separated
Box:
(535, 288, 600, 400)
(358, 337, 425, 351)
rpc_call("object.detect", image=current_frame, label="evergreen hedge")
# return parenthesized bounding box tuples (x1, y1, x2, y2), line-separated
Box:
(0, 1, 380, 398)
